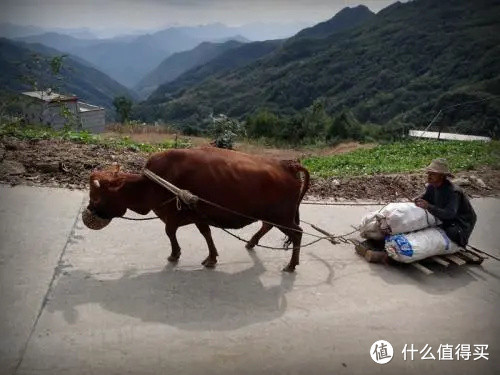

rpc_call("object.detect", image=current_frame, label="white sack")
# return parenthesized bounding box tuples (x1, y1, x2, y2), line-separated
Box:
(359, 212, 387, 240)
(359, 202, 440, 240)
(385, 227, 459, 263)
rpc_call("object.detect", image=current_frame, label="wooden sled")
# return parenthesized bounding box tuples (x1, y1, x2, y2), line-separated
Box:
(352, 239, 486, 275)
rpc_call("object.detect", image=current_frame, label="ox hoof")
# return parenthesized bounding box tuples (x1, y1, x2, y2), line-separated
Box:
(202, 257, 217, 268)
(245, 242, 256, 250)
(168, 254, 180, 263)
(282, 264, 296, 273)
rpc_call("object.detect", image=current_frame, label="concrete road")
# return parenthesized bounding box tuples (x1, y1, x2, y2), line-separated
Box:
(0, 185, 499, 375)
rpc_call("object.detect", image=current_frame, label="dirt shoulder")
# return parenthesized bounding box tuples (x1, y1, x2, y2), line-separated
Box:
(1, 137, 498, 201)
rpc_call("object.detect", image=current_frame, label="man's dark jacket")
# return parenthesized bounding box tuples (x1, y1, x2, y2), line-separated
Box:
(421, 180, 477, 246)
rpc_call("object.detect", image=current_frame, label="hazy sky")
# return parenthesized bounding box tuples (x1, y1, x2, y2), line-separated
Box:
(1, 0, 399, 33)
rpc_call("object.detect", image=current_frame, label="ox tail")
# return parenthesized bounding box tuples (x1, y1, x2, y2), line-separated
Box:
(281, 160, 311, 226)
(296, 164, 310, 205)
(294, 164, 310, 226)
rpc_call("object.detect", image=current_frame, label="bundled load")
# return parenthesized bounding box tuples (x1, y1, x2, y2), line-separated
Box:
(385, 227, 460, 263)
(359, 202, 458, 263)
(359, 202, 440, 239)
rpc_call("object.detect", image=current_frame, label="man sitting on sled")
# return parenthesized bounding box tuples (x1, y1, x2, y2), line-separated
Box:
(415, 158, 477, 247)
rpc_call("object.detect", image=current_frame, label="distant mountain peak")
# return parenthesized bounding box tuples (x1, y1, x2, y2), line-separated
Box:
(338, 4, 372, 13)
(294, 5, 375, 39)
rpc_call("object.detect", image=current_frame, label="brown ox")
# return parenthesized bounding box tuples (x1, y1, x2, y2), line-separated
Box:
(82, 147, 310, 272)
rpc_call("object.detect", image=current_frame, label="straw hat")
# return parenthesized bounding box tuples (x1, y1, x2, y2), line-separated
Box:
(425, 158, 453, 177)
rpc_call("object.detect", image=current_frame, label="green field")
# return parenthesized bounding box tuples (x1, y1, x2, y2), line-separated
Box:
(0, 124, 191, 152)
(302, 140, 500, 178)
(3, 124, 499, 178)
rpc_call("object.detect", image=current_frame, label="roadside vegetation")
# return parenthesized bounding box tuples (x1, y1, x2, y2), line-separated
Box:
(2, 121, 499, 179)
(303, 140, 500, 177)
(0, 122, 191, 152)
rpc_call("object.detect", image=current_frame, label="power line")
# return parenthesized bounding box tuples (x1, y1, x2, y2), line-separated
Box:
(418, 95, 499, 137)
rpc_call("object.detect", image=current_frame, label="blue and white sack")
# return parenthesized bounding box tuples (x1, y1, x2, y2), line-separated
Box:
(385, 227, 459, 263)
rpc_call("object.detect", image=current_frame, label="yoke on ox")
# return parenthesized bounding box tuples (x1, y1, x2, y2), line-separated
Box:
(82, 147, 310, 272)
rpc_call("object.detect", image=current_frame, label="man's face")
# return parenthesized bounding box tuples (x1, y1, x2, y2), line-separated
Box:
(427, 172, 445, 186)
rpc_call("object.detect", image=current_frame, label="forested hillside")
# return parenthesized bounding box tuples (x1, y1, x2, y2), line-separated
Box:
(135, 40, 245, 99)
(0, 38, 134, 112)
(135, 0, 500, 139)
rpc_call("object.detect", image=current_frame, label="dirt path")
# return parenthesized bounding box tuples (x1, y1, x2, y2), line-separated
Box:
(1, 137, 498, 201)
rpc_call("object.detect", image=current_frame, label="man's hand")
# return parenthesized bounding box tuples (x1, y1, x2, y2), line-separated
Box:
(415, 198, 429, 209)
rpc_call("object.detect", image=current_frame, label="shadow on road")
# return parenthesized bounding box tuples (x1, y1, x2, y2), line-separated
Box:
(366, 260, 481, 295)
(47, 251, 297, 331)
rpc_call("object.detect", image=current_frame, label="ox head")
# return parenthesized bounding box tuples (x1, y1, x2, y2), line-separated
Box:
(82, 164, 128, 230)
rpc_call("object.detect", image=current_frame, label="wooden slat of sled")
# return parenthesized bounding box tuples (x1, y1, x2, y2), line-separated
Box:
(412, 262, 434, 275)
(444, 254, 467, 266)
(431, 256, 450, 267)
(353, 240, 368, 257)
(465, 249, 488, 260)
(353, 240, 387, 263)
(456, 250, 480, 263)
(365, 250, 388, 263)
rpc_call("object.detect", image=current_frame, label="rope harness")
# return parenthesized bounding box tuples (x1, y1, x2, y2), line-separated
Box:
(119, 169, 360, 250)
(117, 169, 499, 261)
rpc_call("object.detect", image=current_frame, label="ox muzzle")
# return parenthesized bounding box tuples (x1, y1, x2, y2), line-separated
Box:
(82, 208, 111, 230)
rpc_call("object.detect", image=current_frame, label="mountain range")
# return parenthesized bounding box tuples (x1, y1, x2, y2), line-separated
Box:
(147, 38, 287, 105)
(135, 0, 500, 137)
(134, 40, 247, 99)
(2, 1, 498, 137)
(0, 22, 97, 39)
(11, 22, 307, 89)
(144, 5, 375, 105)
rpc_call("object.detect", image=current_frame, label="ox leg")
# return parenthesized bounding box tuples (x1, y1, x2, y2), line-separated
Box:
(165, 223, 181, 262)
(279, 224, 303, 273)
(246, 222, 273, 250)
(196, 223, 218, 268)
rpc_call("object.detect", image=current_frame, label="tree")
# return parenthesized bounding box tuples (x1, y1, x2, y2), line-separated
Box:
(209, 114, 243, 149)
(245, 110, 280, 138)
(302, 100, 332, 141)
(113, 96, 133, 123)
(18, 54, 79, 129)
(326, 109, 363, 141)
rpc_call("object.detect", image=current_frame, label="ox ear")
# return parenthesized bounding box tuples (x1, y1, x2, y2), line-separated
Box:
(93, 179, 100, 188)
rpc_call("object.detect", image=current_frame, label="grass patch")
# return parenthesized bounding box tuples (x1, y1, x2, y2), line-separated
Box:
(0, 123, 191, 152)
(302, 140, 500, 177)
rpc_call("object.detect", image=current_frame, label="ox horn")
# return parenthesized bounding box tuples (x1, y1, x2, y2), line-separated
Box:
(93, 179, 100, 188)
(112, 163, 120, 174)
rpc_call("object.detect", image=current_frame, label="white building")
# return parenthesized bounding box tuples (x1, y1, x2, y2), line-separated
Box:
(77, 101, 106, 133)
(21, 90, 106, 133)
(409, 130, 491, 142)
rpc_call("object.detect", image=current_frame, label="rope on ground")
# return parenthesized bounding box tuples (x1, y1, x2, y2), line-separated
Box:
(220, 228, 324, 250)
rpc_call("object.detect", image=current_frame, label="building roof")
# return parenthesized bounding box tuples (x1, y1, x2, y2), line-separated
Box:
(409, 130, 491, 142)
(78, 101, 104, 112)
(22, 90, 77, 103)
